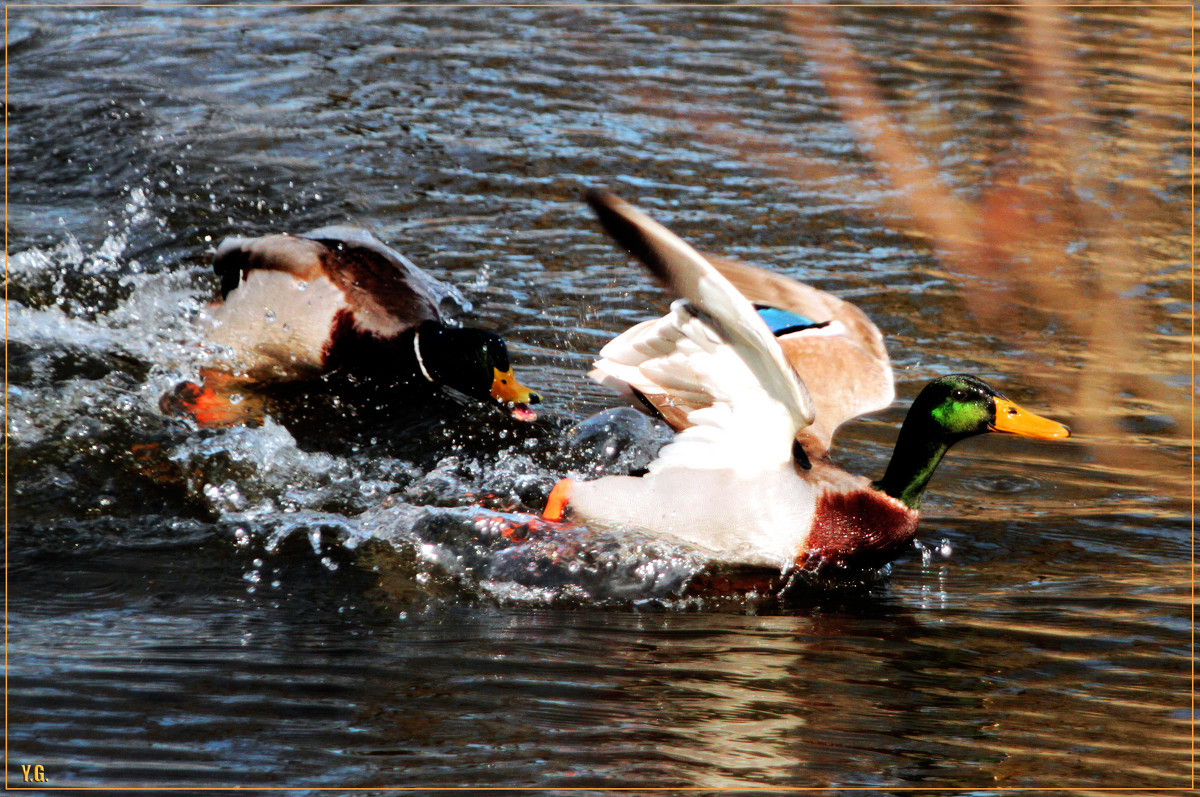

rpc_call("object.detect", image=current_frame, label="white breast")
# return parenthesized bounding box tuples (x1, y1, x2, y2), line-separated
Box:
(568, 467, 817, 569)
(205, 270, 347, 380)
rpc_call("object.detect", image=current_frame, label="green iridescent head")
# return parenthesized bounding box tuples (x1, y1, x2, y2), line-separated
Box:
(915, 375, 1001, 439)
(875, 374, 1070, 508)
(911, 374, 1070, 441)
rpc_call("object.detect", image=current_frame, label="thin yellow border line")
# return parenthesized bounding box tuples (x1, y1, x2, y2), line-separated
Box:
(1, 2, 1197, 6)
(2, 3, 1190, 792)
(1191, 1, 1196, 792)
(3, 0, 7, 791)
(4, 2, 9, 792)
(0, 787, 1190, 792)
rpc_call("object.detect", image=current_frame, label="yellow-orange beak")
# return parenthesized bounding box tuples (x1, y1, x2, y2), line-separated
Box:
(491, 367, 542, 421)
(991, 398, 1071, 439)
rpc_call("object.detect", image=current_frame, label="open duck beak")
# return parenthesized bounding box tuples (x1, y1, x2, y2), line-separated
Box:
(491, 367, 542, 421)
(991, 398, 1070, 439)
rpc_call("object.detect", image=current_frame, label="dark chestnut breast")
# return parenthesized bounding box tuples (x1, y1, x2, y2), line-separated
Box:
(799, 489, 920, 573)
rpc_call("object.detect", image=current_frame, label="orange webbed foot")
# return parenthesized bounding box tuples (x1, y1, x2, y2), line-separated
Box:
(159, 370, 267, 428)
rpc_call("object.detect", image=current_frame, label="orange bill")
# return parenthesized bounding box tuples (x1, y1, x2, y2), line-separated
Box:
(490, 367, 541, 406)
(991, 398, 1071, 439)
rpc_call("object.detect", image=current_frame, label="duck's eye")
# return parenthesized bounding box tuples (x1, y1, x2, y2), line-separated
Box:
(951, 389, 970, 402)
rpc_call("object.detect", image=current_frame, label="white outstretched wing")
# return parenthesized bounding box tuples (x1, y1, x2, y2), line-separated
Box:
(585, 190, 814, 473)
(594, 299, 802, 472)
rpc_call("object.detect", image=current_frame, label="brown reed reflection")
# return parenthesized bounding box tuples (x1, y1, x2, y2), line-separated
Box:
(702, 7, 1190, 491)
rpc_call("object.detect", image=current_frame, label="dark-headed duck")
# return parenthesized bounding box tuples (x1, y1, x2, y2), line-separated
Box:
(164, 226, 540, 426)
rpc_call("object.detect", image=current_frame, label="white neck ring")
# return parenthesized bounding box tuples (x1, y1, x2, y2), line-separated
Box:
(413, 329, 435, 383)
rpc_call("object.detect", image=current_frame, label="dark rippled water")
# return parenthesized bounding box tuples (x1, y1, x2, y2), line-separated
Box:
(7, 5, 1191, 791)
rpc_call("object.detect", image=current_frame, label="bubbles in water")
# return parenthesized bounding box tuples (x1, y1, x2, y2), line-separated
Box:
(915, 539, 933, 566)
(167, 419, 408, 524)
(203, 480, 248, 513)
(564, 408, 672, 477)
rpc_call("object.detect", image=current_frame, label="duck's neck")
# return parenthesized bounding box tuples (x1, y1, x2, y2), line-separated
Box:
(325, 318, 433, 386)
(872, 419, 955, 510)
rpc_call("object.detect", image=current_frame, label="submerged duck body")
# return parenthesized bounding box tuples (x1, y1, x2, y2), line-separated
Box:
(542, 191, 1069, 578)
(167, 226, 540, 426)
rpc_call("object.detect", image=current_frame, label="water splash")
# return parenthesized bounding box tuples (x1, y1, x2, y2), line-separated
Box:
(7, 188, 880, 609)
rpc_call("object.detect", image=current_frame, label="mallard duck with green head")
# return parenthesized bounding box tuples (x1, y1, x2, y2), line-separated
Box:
(543, 191, 1069, 575)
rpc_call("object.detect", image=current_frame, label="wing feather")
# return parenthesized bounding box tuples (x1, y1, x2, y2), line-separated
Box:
(586, 190, 813, 473)
(586, 191, 814, 437)
(213, 227, 471, 338)
(585, 199, 894, 457)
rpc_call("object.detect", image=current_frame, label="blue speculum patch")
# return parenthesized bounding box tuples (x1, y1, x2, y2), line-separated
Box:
(754, 305, 829, 337)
